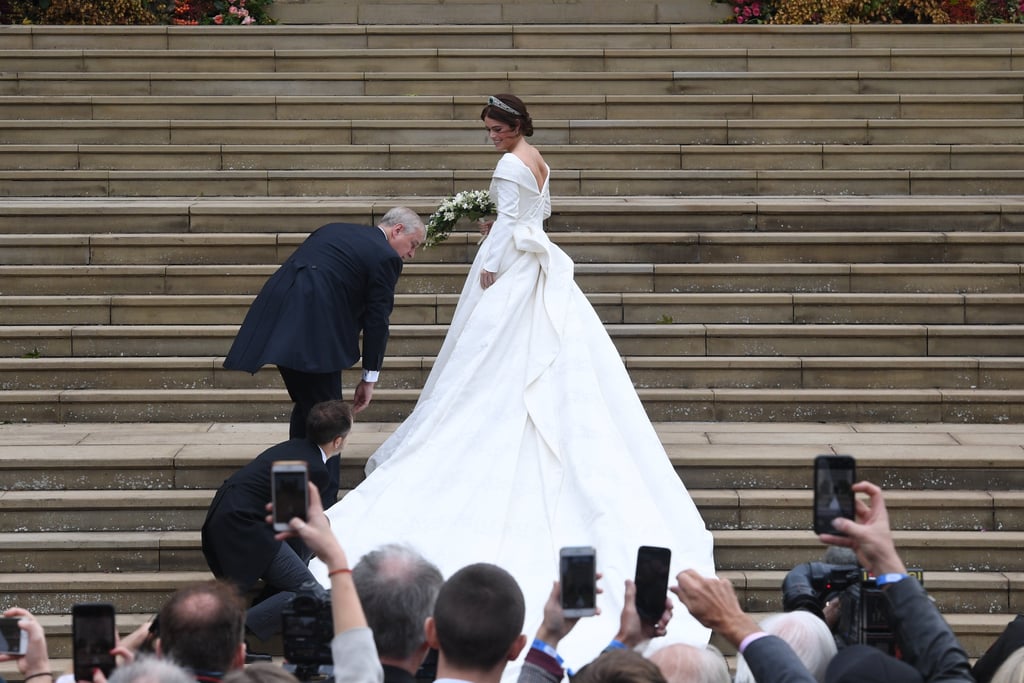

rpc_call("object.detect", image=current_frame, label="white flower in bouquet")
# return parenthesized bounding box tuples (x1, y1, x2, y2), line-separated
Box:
(425, 189, 496, 247)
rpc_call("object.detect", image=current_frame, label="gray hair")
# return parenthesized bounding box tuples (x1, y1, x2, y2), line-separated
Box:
(992, 647, 1024, 683)
(734, 611, 837, 683)
(109, 657, 195, 683)
(353, 543, 444, 660)
(379, 206, 425, 238)
(649, 643, 731, 683)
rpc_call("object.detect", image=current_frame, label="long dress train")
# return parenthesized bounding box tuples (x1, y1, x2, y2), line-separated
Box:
(310, 153, 716, 678)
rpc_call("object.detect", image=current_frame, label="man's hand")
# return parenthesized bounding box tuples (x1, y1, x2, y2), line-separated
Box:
(819, 480, 906, 577)
(0, 608, 50, 677)
(535, 581, 587, 648)
(670, 570, 759, 648)
(480, 270, 497, 289)
(615, 579, 671, 647)
(352, 380, 374, 413)
(269, 483, 348, 571)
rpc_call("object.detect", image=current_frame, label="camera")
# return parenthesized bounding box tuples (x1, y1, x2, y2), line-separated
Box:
(281, 581, 333, 667)
(782, 561, 923, 657)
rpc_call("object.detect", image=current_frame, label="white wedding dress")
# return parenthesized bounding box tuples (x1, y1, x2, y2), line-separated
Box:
(310, 153, 716, 677)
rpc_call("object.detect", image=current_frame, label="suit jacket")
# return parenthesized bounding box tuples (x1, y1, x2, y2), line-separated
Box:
(223, 222, 403, 374)
(201, 438, 340, 589)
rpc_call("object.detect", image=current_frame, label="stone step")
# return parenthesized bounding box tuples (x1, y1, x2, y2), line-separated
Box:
(2, 487, 1019, 534)
(4, 69, 1022, 98)
(4, 420, 1024, 488)
(3, 292, 1023, 326)
(2, 25, 1023, 51)
(4, 527, 1024, 575)
(4, 387, 1024, 424)
(0, 262, 1019, 298)
(2, 47, 1021, 75)
(5, 142, 1023, 174)
(4, 355, 1024, 392)
(4, 168, 1024, 197)
(1, 196, 1022, 235)
(5, 323, 1024, 359)
(2, 94, 1020, 122)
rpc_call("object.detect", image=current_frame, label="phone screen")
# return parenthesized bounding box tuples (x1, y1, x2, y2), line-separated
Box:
(813, 455, 856, 535)
(635, 545, 672, 625)
(72, 603, 116, 682)
(272, 466, 309, 529)
(0, 617, 25, 655)
(559, 548, 596, 616)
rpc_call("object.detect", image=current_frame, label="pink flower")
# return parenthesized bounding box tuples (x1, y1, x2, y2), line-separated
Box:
(212, 13, 224, 22)
(238, 7, 249, 16)
(229, 5, 238, 12)
(736, 14, 745, 21)
(734, 5, 741, 12)
(242, 15, 254, 23)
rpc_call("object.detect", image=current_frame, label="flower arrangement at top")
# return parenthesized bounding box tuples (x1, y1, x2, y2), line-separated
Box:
(425, 189, 496, 248)
(172, 0, 274, 24)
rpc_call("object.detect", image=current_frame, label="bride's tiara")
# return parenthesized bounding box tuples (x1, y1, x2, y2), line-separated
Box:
(488, 95, 522, 117)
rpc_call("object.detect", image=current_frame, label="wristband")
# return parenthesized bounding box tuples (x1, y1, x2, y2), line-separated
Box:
(531, 638, 564, 665)
(25, 674, 54, 682)
(327, 567, 352, 577)
(606, 639, 627, 650)
(875, 573, 909, 586)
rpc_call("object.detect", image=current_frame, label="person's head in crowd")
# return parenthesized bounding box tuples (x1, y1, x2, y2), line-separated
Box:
(648, 643, 730, 683)
(108, 657, 195, 683)
(305, 400, 353, 451)
(222, 662, 300, 683)
(156, 579, 247, 675)
(734, 611, 836, 683)
(353, 543, 444, 673)
(992, 647, 1024, 683)
(425, 562, 526, 683)
(825, 643, 923, 683)
(571, 648, 668, 683)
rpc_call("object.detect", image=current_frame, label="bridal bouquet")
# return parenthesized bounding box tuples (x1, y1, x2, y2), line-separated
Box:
(425, 189, 495, 247)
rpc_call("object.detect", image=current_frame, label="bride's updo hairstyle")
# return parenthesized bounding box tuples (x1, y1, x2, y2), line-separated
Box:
(481, 94, 534, 137)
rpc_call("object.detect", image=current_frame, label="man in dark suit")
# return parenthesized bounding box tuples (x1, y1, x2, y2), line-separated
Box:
(201, 400, 353, 640)
(224, 206, 425, 438)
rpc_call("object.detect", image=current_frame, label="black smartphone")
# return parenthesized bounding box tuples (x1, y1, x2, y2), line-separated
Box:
(0, 617, 28, 655)
(813, 454, 857, 535)
(559, 546, 597, 617)
(272, 460, 309, 531)
(72, 602, 116, 682)
(634, 545, 672, 625)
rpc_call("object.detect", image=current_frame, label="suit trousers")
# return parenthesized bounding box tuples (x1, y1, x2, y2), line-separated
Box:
(278, 366, 342, 439)
(245, 540, 317, 641)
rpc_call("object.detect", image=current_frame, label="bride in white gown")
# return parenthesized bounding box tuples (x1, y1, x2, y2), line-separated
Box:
(310, 94, 715, 676)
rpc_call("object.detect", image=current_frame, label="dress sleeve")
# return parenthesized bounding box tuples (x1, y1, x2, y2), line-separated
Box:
(482, 174, 520, 273)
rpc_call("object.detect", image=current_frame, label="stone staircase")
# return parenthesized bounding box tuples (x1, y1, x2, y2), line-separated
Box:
(1, 20, 1024, 679)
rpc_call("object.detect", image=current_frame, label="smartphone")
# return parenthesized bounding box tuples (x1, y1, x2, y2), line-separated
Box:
(559, 546, 597, 618)
(72, 602, 116, 682)
(272, 460, 309, 532)
(634, 545, 672, 625)
(0, 617, 28, 656)
(813, 454, 857, 535)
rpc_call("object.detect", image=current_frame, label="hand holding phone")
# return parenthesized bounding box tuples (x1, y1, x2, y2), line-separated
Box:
(72, 603, 116, 682)
(272, 460, 309, 532)
(634, 545, 672, 626)
(813, 455, 857, 535)
(559, 546, 597, 618)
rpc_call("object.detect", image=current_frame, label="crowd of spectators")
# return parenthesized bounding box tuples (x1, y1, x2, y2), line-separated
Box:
(3, 413, 1023, 683)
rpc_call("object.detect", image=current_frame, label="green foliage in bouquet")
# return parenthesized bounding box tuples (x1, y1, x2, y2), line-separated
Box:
(425, 189, 496, 248)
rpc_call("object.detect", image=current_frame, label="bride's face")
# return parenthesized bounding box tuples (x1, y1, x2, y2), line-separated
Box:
(483, 116, 521, 152)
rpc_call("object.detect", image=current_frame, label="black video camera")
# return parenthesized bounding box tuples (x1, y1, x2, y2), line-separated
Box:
(281, 581, 333, 667)
(782, 562, 923, 657)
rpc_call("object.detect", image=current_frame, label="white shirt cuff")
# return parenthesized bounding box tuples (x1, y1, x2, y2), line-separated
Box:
(362, 369, 380, 383)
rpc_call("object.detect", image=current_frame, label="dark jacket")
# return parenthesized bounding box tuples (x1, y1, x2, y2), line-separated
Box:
(201, 438, 339, 589)
(224, 222, 403, 374)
